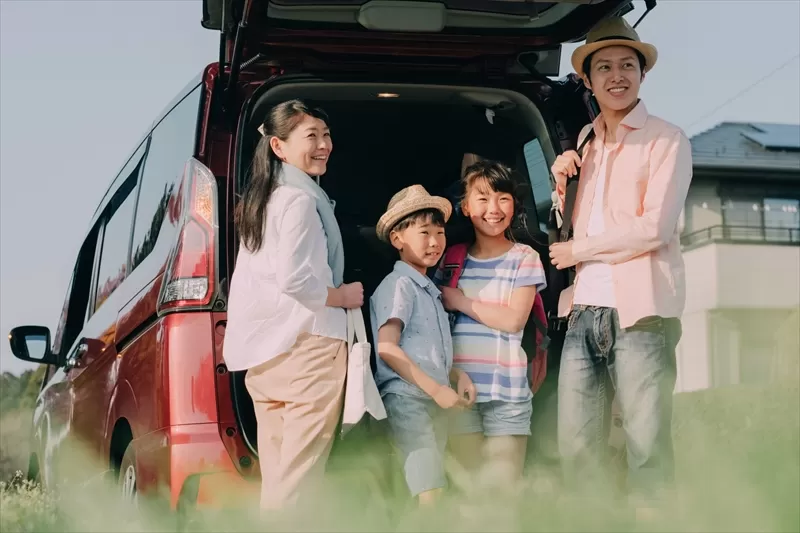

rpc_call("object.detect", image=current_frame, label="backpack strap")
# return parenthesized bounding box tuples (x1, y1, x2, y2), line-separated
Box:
(530, 312, 550, 352)
(441, 243, 469, 288)
(559, 127, 596, 242)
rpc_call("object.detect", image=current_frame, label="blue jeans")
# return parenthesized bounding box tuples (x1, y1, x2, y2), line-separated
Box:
(558, 305, 681, 502)
(382, 393, 448, 497)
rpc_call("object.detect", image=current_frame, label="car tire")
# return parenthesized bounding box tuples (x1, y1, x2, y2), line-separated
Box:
(118, 444, 139, 508)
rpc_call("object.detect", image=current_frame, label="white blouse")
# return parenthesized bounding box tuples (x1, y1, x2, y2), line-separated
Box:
(223, 185, 347, 372)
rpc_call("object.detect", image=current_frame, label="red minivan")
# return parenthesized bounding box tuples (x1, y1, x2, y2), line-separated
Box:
(9, 0, 656, 515)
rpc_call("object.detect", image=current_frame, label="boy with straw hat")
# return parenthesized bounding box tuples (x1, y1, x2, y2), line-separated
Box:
(370, 185, 476, 505)
(548, 16, 693, 517)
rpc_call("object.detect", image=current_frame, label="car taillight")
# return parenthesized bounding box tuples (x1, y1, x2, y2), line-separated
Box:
(158, 158, 218, 314)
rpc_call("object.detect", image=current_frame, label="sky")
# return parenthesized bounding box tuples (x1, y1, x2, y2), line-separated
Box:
(1, 0, 799, 376)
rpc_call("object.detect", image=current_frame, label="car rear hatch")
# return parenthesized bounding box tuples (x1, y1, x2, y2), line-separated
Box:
(203, 0, 656, 83)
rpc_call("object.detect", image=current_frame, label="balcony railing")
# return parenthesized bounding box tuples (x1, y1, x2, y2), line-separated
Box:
(681, 225, 800, 248)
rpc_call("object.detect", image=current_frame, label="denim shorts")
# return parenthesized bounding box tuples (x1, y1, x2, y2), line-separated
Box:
(450, 399, 533, 437)
(382, 393, 448, 497)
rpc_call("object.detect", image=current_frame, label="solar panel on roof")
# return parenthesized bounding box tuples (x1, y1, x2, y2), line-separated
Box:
(741, 123, 800, 150)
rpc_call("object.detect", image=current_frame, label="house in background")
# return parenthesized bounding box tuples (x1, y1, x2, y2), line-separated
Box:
(676, 122, 800, 392)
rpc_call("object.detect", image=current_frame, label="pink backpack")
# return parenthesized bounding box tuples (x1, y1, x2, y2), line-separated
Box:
(439, 243, 549, 395)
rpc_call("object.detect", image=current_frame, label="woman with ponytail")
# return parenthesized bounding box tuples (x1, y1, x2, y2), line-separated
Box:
(224, 99, 363, 510)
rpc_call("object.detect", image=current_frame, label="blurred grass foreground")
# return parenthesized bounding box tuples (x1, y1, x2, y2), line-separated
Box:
(1, 380, 798, 533)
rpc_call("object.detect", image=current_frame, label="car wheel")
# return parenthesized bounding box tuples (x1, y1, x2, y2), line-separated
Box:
(118, 444, 139, 508)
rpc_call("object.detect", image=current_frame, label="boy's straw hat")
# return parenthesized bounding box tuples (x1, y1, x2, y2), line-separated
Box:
(376, 185, 452, 242)
(571, 16, 658, 77)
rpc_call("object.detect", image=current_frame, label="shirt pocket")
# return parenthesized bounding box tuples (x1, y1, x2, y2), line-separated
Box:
(609, 158, 651, 216)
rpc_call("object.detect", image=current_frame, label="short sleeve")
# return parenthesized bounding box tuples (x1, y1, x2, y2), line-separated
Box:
(514, 246, 547, 292)
(373, 277, 415, 330)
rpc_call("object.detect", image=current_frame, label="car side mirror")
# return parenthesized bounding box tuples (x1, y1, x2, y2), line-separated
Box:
(8, 326, 59, 366)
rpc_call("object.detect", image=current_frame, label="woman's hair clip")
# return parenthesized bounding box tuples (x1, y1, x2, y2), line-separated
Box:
(257, 124, 267, 137)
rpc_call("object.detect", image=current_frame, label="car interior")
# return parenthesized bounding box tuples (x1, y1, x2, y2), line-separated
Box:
(229, 82, 560, 455)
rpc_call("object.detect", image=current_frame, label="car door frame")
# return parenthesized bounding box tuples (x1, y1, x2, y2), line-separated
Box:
(64, 145, 148, 476)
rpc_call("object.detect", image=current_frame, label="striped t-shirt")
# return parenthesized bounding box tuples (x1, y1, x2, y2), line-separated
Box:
(434, 243, 547, 403)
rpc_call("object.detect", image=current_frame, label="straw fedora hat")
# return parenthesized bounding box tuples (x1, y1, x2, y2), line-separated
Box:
(376, 185, 452, 242)
(571, 16, 658, 77)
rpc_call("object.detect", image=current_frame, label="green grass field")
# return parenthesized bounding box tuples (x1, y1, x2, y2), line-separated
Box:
(1, 381, 798, 533)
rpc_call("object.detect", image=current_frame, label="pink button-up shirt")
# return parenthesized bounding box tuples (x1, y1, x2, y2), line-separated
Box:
(556, 101, 693, 328)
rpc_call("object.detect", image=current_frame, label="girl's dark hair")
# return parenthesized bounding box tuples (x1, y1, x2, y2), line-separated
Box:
(235, 99, 330, 253)
(461, 159, 525, 241)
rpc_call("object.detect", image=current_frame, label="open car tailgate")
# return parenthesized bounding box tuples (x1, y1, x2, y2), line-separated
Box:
(203, 0, 639, 51)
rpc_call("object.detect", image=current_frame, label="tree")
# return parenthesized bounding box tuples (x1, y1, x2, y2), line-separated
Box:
(0, 366, 46, 414)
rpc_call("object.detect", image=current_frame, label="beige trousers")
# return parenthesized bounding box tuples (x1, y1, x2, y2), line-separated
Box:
(245, 333, 347, 510)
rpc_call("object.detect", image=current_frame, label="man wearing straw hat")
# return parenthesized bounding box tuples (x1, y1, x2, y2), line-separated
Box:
(548, 17, 693, 513)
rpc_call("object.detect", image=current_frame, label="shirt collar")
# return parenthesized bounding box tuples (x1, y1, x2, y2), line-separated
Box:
(394, 261, 439, 294)
(592, 99, 649, 140)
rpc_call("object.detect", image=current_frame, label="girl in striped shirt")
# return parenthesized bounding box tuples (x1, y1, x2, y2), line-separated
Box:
(435, 160, 547, 489)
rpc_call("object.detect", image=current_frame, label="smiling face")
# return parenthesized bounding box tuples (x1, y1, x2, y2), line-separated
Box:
(462, 176, 516, 239)
(582, 45, 644, 115)
(270, 113, 332, 176)
(389, 209, 446, 274)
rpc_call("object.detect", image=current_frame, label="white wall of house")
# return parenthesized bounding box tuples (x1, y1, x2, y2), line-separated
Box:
(682, 244, 719, 313)
(681, 243, 799, 311)
(715, 244, 800, 309)
(675, 310, 712, 392)
(676, 242, 800, 392)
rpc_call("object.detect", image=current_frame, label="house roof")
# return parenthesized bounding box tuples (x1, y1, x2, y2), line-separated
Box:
(690, 122, 800, 173)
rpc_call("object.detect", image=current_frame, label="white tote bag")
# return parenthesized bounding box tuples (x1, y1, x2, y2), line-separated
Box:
(341, 308, 386, 436)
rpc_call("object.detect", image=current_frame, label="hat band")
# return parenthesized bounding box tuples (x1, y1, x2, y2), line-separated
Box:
(594, 35, 635, 43)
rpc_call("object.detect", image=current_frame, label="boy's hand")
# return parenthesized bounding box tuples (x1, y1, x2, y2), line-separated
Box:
(441, 287, 466, 312)
(455, 371, 477, 407)
(433, 385, 468, 410)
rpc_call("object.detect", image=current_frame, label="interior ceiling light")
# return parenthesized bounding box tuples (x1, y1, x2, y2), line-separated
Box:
(377, 92, 399, 98)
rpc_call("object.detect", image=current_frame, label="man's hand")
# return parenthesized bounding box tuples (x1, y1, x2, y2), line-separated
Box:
(455, 370, 477, 407)
(550, 241, 578, 270)
(551, 150, 582, 191)
(433, 385, 469, 410)
(441, 286, 467, 313)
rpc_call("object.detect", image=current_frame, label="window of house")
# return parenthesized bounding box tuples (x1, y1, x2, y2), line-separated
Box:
(130, 85, 202, 271)
(721, 198, 764, 239)
(764, 198, 800, 242)
(722, 195, 800, 242)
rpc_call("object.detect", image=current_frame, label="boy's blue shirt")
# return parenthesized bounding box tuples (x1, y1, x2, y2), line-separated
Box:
(369, 260, 453, 400)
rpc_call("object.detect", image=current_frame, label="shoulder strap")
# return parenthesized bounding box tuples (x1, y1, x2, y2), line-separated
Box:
(347, 308, 368, 345)
(529, 294, 549, 352)
(559, 128, 596, 242)
(442, 243, 469, 288)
